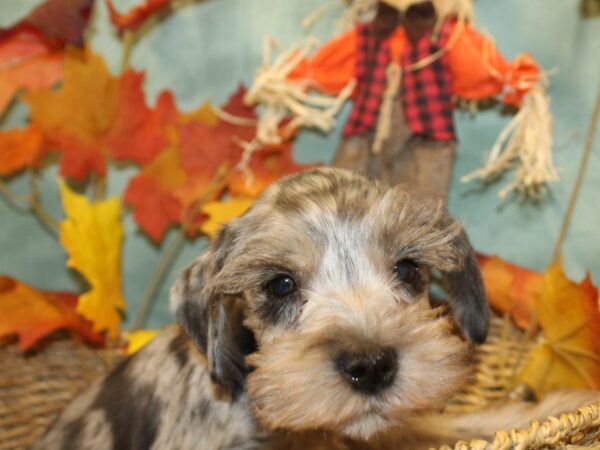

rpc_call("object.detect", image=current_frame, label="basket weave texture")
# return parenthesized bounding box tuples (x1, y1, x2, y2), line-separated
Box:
(0, 339, 118, 450)
(0, 318, 599, 450)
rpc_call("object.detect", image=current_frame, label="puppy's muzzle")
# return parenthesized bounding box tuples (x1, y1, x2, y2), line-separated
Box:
(336, 347, 398, 395)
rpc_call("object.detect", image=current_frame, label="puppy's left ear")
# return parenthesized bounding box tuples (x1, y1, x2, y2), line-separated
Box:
(170, 226, 253, 399)
(442, 229, 490, 344)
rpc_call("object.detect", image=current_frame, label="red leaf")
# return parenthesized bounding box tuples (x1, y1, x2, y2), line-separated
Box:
(0, 31, 63, 117)
(107, 74, 177, 165)
(124, 93, 248, 241)
(178, 121, 240, 176)
(0, 124, 44, 176)
(123, 145, 185, 242)
(105, 0, 173, 35)
(228, 142, 319, 198)
(124, 175, 183, 242)
(221, 84, 257, 121)
(476, 253, 544, 330)
(124, 85, 317, 241)
(0, 276, 104, 351)
(0, 0, 94, 49)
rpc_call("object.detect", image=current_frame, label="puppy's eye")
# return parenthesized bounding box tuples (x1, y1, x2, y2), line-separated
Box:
(393, 259, 421, 288)
(266, 275, 297, 298)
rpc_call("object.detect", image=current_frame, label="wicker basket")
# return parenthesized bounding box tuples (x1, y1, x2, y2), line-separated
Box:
(0, 338, 119, 450)
(1, 319, 599, 450)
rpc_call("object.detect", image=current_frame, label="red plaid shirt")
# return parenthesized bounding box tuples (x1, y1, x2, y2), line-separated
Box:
(342, 23, 390, 137)
(401, 20, 455, 140)
(343, 20, 456, 141)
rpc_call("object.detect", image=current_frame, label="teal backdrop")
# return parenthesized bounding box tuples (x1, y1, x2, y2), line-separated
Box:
(1, 0, 599, 329)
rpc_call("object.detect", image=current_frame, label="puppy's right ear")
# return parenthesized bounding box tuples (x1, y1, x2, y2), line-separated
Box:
(170, 226, 251, 399)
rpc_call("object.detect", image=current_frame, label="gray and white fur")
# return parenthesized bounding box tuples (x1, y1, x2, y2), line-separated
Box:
(35, 168, 592, 450)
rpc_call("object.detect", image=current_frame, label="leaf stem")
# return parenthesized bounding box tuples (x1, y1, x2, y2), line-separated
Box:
(120, 30, 134, 74)
(28, 170, 60, 235)
(131, 163, 230, 330)
(0, 172, 60, 235)
(132, 230, 186, 330)
(551, 85, 600, 264)
(91, 172, 107, 201)
(0, 177, 31, 207)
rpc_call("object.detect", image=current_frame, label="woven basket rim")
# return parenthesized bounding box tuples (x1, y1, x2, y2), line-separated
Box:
(439, 402, 600, 449)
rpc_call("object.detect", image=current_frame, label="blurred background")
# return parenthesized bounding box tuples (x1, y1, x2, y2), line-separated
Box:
(1, 0, 599, 329)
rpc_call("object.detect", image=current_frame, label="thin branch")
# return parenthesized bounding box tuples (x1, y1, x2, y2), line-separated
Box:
(91, 172, 106, 201)
(0, 177, 31, 207)
(551, 85, 600, 264)
(0, 173, 60, 235)
(28, 170, 60, 235)
(120, 30, 135, 74)
(132, 230, 186, 330)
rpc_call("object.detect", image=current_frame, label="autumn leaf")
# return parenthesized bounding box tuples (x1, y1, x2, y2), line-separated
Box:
(26, 48, 118, 179)
(125, 329, 159, 354)
(0, 124, 44, 176)
(124, 85, 315, 241)
(218, 84, 258, 123)
(0, 32, 63, 118)
(0, 276, 104, 351)
(123, 89, 251, 241)
(26, 48, 174, 181)
(0, 0, 94, 49)
(518, 262, 600, 398)
(228, 142, 318, 198)
(105, 0, 173, 35)
(199, 196, 254, 238)
(477, 253, 544, 330)
(106, 77, 177, 165)
(180, 100, 220, 126)
(0, 0, 94, 116)
(123, 143, 185, 242)
(60, 181, 126, 339)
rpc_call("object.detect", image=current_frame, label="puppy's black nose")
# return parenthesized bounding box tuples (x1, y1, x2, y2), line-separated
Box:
(336, 347, 397, 395)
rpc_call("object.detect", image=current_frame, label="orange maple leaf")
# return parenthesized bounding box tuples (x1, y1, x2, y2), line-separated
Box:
(105, 0, 173, 35)
(107, 79, 177, 165)
(518, 262, 600, 398)
(0, 32, 63, 118)
(0, 124, 44, 176)
(124, 85, 316, 241)
(0, 276, 104, 351)
(476, 253, 544, 330)
(228, 142, 319, 198)
(124, 142, 186, 242)
(123, 91, 251, 241)
(25, 48, 173, 181)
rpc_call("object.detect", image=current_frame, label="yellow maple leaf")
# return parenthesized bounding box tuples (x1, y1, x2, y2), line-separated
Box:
(199, 196, 254, 238)
(59, 181, 126, 339)
(518, 262, 600, 398)
(125, 329, 159, 354)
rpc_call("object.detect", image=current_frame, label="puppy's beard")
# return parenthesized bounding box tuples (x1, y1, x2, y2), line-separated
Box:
(245, 301, 471, 440)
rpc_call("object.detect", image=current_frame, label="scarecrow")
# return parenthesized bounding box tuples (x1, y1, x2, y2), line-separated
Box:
(246, 0, 557, 200)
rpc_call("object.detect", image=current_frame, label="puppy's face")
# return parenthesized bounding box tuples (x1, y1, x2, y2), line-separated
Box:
(171, 168, 488, 440)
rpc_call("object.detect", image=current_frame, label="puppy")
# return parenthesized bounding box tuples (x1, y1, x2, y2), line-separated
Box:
(36, 167, 491, 449)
